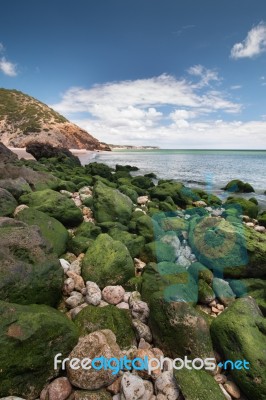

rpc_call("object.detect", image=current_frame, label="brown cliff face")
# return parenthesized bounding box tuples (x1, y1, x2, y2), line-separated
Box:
(0, 88, 110, 151)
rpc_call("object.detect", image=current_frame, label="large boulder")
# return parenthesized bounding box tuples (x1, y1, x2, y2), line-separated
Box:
(19, 189, 83, 226)
(0, 188, 17, 216)
(92, 182, 133, 224)
(0, 177, 31, 199)
(149, 181, 200, 206)
(107, 228, 145, 258)
(66, 330, 122, 390)
(26, 142, 81, 166)
(0, 301, 78, 399)
(74, 304, 136, 349)
(0, 142, 18, 163)
(0, 217, 63, 306)
(82, 234, 135, 288)
(223, 179, 255, 193)
(16, 207, 69, 256)
(210, 297, 266, 400)
(225, 197, 258, 218)
(189, 216, 266, 278)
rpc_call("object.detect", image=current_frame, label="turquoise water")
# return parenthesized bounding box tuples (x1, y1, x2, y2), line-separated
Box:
(79, 149, 266, 209)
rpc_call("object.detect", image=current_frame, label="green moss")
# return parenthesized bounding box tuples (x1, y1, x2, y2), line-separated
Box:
(0, 188, 17, 217)
(108, 228, 145, 258)
(74, 304, 135, 349)
(225, 197, 258, 218)
(223, 179, 254, 193)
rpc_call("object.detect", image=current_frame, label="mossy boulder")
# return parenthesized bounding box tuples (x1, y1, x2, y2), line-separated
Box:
(228, 278, 266, 315)
(135, 214, 159, 242)
(148, 292, 214, 359)
(140, 241, 176, 263)
(131, 175, 154, 189)
(97, 221, 128, 233)
(75, 221, 102, 239)
(108, 227, 145, 258)
(188, 261, 213, 284)
(19, 189, 83, 227)
(223, 179, 255, 193)
(0, 218, 63, 306)
(67, 236, 94, 256)
(85, 162, 114, 180)
(174, 369, 225, 400)
(92, 182, 133, 224)
(0, 188, 17, 217)
(74, 304, 136, 349)
(149, 181, 183, 202)
(159, 216, 189, 233)
(189, 216, 266, 278)
(198, 279, 215, 304)
(210, 297, 266, 400)
(141, 262, 198, 305)
(0, 301, 78, 399)
(225, 197, 258, 218)
(82, 234, 135, 288)
(0, 177, 32, 199)
(16, 207, 69, 256)
(118, 184, 138, 203)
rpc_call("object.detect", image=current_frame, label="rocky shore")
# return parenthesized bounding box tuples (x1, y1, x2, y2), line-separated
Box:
(0, 142, 265, 400)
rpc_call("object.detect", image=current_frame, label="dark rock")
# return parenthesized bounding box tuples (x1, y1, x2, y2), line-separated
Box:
(0, 142, 18, 163)
(26, 142, 81, 166)
(0, 188, 17, 216)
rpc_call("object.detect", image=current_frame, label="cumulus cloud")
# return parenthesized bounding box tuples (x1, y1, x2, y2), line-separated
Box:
(187, 64, 221, 87)
(49, 69, 266, 149)
(0, 42, 17, 77)
(231, 22, 266, 59)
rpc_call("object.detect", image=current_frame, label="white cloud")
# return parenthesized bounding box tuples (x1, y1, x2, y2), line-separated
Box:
(0, 42, 17, 77)
(231, 22, 266, 59)
(49, 70, 266, 149)
(230, 85, 242, 90)
(187, 64, 221, 87)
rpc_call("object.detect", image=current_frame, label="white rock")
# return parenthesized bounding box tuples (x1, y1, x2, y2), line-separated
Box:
(66, 271, 85, 292)
(219, 384, 232, 400)
(72, 197, 82, 207)
(177, 255, 191, 268)
(63, 278, 75, 295)
(13, 204, 29, 216)
(60, 190, 73, 198)
(102, 285, 125, 305)
(120, 372, 146, 400)
(69, 259, 82, 275)
(131, 300, 150, 323)
(254, 225, 266, 233)
(182, 245, 192, 259)
(65, 291, 84, 309)
(134, 258, 146, 271)
(59, 258, 70, 273)
(135, 207, 146, 213)
(193, 200, 207, 207)
(137, 196, 149, 205)
(132, 319, 152, 343)
(246, 222, 255, 228)
(116, 302, 130, 310)
(155, 371, 179, 400)
(86, 281, 102, 306)
(129, 291, 142, 307)
(79, 186, 93, 195)
(123, 292, 131, 303)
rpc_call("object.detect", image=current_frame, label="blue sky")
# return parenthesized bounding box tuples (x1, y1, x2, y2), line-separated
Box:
(1, 0, 266, 148)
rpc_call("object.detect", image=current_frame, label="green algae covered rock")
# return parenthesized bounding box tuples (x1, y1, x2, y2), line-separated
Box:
(74, 304, 136, 349)
(0, 188, 17, 217)
(118, 184, 138, 203)
(0, 301, 78, 399)
(228, 278, 266, 315)
(93, 181, 133, 224)
(108, 227, 145, 258)
(19, 188, 83, 226)
(82, 234, 135, 288)
(188, 261, 213, 284)
(210, 297, 266, 400)
(0, 218, 63, 306)
(175, 369, 225, 400)
(225, 196, 258, 218)
(135, 214, 159, 242)
(140, 241, 176, 263)
(223, 179, 255, 193)
(16, 207, 69, 256)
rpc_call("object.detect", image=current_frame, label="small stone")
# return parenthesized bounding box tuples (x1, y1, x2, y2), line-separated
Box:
(13, 204, 29, 216)
(116, 302, 129, 310)
(60, 258, 71, 273)
(40, 377, 72, 400)
(69, 259, 81, 275)
(107, 376, 122, 395)
(138, 338, 152, 350)
(85, 281, 102, 306)
(63, 278, 75, 295)
(123, 292, 131, 303)
(132, 319, 152, 343)
(211, 306, 220, 313)
(82, 206, 91, 216)
(177, 255, 191, 268)
(102, 286, 125, 305)
(214, 374, 227, 384)
(65, 291, 84, 309)
(69, 303, 88, 319)
(133, 348, 162, 379)
(120, 372, 145, 400)
(224, 381, 241, 399)
(134, 258, 146, 271)
(72, 197, 82, 207)
(137, 196, 149, 205)
(246, 222, 255, 228)
(254, 225, 266, 233)
(242, 215, 250, 222)
(98, 300, 109, 307)
(209, 299, 217, 307)
(155, 371, 179, 400)
(211, 313, 217, 318)
(219, 384, 232, 400)
(129, 291, 142, 307)
(60, 190, 73, 198)
(193, 200, 207, 207)
(216, 304, 225, 311)
(67, 271, 85, 292)
(131, 300, 150, 323)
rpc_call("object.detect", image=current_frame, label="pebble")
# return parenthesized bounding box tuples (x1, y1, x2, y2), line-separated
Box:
(85, 281, 102, 306)
(132, 319, 153, 343)
(138, 338, 152, 350)
(155, 371, 179, 400)
(254, 225, 266, 233)
(246, 222, 255, 228)
(224, 381, 241, 399)
(72, 197, 82, 207)
(120, 372, 146, 400)
(134, 258, 146, 272)
(129, 291, 142, 307)
(40, 377, 72, 400)
(69, 303, 88, 319)
(65, 291, 84, 309)
(59, 258, 71, 273)
(133, 348, 163, 379)
(107, 376, 122, 395)
(216, 304, 225, 311)
(13, 204, 29, 216)
(98, 300, 110, 307)
(60, 190, 73, 198)
(123, 292, 131, 303)
(63, 278, 75, 295)
(116, 302, 130, 310)
(193, 200, 207, 207)
(68, 258, 82, 275)
(214, 374, 227, 384)
(131, 300, 150, 323)
(219, 384, 233, 400)
(66, 271, 85, 292)
(102, 285, 125, 305)
(177, 255, 191, 268)
(137, 195, 149, 205)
